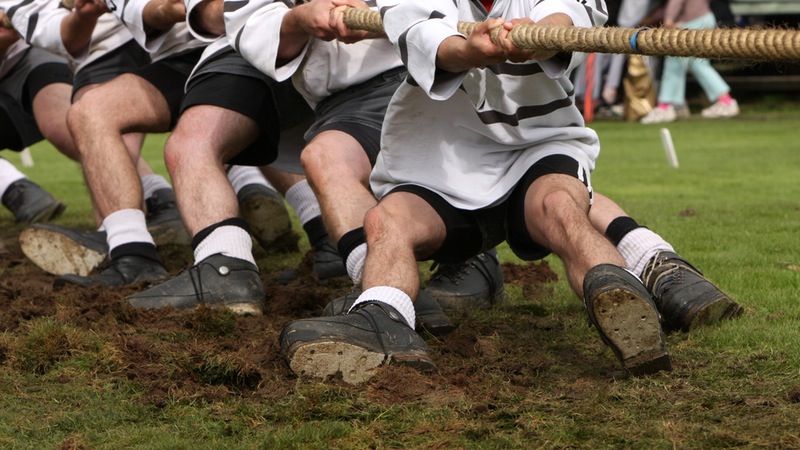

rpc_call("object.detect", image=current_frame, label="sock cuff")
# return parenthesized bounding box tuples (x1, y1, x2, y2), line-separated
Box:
(605, 216, 642, 246)
(337, 227, 366, 261)
(192, 217, 250, 250)
(110, 242, 160, 262)
(350, 286, 415, 329)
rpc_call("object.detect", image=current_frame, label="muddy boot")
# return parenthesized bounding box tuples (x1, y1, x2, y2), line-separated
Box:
(126, 254, 265, 316)
(54, 254, 168, 288)
(237, 184, 299, 253)
(311, 240, 348, 281)
(2, 179, 66, 223)
(19, 223, 108, 276)
(281, 302, 436, 384)
(424, 249, 504, 312)
(641, 251, 743, 332)
(583, 264, 672, 376)
(146, 188, 190, 246)
(322, 289, 455, 336)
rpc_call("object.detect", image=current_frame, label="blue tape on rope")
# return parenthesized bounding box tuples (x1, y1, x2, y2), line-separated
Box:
(629, 27, 650, 54)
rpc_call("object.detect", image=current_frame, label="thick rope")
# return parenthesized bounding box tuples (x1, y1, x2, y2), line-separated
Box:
(344, 8, 800, 62)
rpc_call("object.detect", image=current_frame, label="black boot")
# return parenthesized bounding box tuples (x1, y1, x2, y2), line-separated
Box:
(424, 249, 504, 312)
(19, 223, 108, 276)
(583, 264, 672, 376)
(641, 251, 743, 332)
(126, 254, 265, 316)
(2, 179, 65, 223)
(54, 254, 168, 288)
(281, 302, 436, 384)
(145, 188, 190, 246)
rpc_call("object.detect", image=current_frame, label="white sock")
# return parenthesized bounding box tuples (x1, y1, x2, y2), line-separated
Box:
(345, 242, 367, 285)
(617, 228, 675, 277)
(349, 286, 416, 329)
(227, 165, 272, 194)
(140, 174, 172, 200)
(0, 158, 27, 198)
(103, 209, 155, 253)
(284, 179, 320, 226)
(193, 225, 256, 266)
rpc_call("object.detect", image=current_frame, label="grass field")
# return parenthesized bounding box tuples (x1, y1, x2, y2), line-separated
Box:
(1, 108, 799, 448)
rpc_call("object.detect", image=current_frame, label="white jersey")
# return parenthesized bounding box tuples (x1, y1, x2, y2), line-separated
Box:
(371, 0, 607, 210)
(2, 0, 136, 72)
(110, 0, 204, 61)
(223, 0, 401, 108)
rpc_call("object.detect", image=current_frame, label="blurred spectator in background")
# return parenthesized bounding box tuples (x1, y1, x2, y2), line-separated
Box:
(640, 0, 739, 124)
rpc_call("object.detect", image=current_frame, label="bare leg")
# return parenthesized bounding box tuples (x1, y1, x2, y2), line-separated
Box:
(164, 104, 260, 236)
(31, 82, 78, 161)
(362, 192, 447, 300)
(523, 174, 626, 297)
(300, 130, 374, 243)
(260, 165, 305, 195)
(67, 74, 171, 219)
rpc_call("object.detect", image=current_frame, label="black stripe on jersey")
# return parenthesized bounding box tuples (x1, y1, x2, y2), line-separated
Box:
(485, 62, 544, 77)
(233, 26, 245, 53)
(379, 5, 392, 17)
(224, 0, 250, 13)
(397, 28, 410, 67)
(475, 96, 574, 126)
(25, 12, 38, 43)
(6, 0, 35, 21)
(397, 10, 448, 66)
(364, 0, 377, 7)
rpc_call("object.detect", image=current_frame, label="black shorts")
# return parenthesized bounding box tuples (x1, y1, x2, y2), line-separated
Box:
(72, 40, 150, 98)
(0, 93, 42, 151)
(0, 60, 71, 151)
(131, 48, 204, 129)
(305, 67, 405, 166)
(181, 71, 312, 166)
(389, 154, 591, 264)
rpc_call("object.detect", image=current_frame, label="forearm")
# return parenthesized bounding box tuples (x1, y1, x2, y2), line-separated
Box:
(277, 5, 310, 63)
(142, 0, 184, 32)
(60, 11, 99, 54)
(189, 0, 224, 37)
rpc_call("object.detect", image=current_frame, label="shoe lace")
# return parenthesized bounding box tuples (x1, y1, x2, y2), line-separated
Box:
(428, 261, 470, 283)
(351, 302, 392, 361)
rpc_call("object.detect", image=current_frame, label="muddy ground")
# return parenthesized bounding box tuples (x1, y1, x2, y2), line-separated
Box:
(0, 225, 568, 408)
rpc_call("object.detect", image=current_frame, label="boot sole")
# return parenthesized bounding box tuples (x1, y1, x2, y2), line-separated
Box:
(287, 341, 435, 384)
(240, 196, 298, 252)
(592, 287, 672, 376)
(147, 220, 191, 247)
(224, 302, 264, 317)
(20, 227, 106, 276)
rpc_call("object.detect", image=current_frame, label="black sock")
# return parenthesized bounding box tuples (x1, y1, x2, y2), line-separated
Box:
(337, 227, 366, 262)
(302, 216, 329, 249)
(109, 242, 161, 262)
(605, 216, 643, 246)
(191, 217, 250, 251)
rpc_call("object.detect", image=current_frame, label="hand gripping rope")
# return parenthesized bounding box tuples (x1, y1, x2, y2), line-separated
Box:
(343, 8, 800, 62)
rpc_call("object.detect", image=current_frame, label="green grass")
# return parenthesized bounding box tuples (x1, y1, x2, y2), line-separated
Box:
(2, 110, 800, 448)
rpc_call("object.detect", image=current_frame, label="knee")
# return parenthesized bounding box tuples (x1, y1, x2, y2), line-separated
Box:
(163, 131, 196, 174)
(363, 204, 402, 245)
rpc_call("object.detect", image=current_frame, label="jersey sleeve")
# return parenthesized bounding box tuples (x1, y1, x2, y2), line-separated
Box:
(185, 0, 217, 41)
(111, 0, 169, 52)
(223, 0, 302, 81)
(4, 0, 72, 59)
(377, 0, 466, 101)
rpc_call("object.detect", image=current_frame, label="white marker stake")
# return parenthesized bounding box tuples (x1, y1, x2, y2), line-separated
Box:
(20, 147, 34, 167)
(660, 128, 679, 168)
